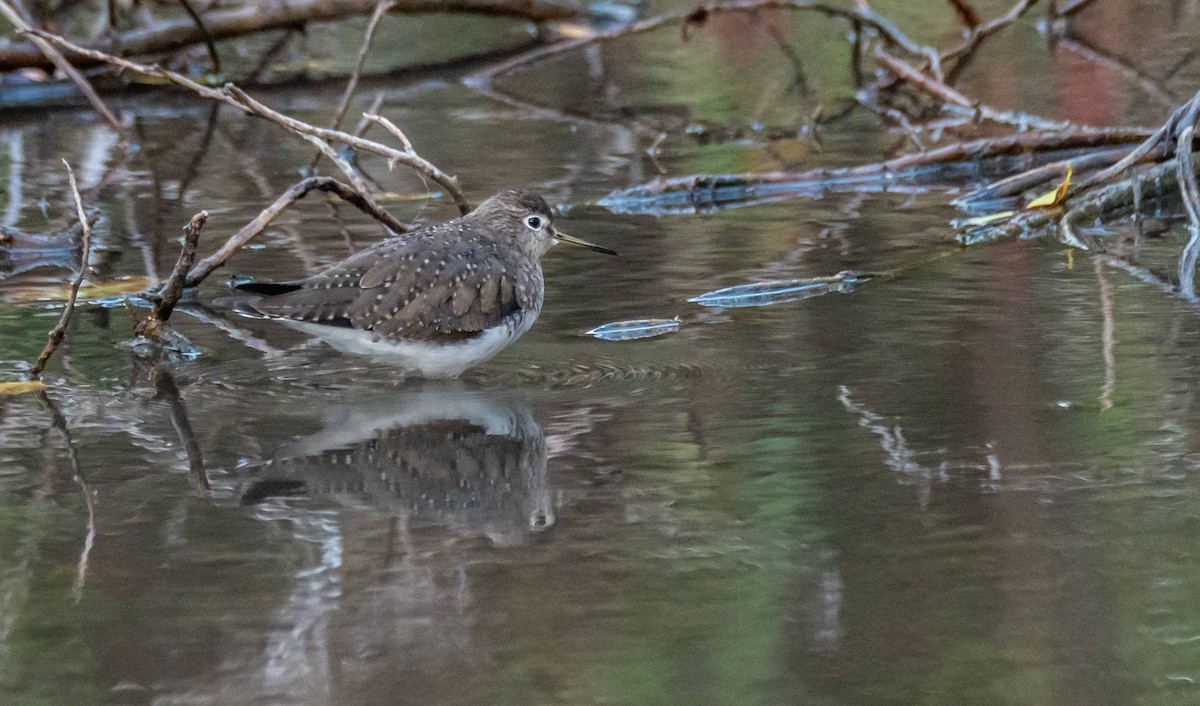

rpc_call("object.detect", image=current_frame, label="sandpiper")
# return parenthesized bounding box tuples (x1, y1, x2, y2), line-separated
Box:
(229, 190, 615, 377)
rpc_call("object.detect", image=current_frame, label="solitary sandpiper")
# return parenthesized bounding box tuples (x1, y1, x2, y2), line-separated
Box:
(229, 190, 615, 377)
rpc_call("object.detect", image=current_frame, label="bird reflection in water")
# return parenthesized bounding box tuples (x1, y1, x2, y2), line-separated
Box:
(176, 387, 556, 704)
(240, 384, 555, 542)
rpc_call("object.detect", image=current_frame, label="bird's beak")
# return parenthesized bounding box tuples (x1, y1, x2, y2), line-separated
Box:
(553, 229, 617, 256)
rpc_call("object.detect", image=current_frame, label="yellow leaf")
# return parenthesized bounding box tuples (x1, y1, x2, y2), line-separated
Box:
(0, 380, 46, 395)
(1025, 164, 1073, 209)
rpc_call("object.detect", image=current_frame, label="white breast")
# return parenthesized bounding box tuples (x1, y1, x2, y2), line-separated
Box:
(284, 307, 540, 378)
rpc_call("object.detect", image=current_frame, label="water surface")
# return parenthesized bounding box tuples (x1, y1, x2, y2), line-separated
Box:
(4, 1, 1200, 704)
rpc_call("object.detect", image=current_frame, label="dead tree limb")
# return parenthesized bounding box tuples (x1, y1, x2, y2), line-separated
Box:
(27, 30, 471, 215)
(602, 128, 1153, 212)
(328, 0, 392, 136)
(310, 0, 394, 171)
(184, 176, 408, 288)
(28, 161, 92, 381)
(0, 0, 582, 71)
(1174, 97, 1200, 296)
(470, 0, 924, 84)
(177, 0, 222, 73)
(0, 0, 123, 134)
(135, 211, 208, 340)
(873, 48, 1069, 132)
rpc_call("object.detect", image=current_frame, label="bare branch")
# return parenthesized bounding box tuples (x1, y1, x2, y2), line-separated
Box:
(27, 30, 471, 215)
(364, 113, 415, 153)
(874, 48, 1069, 132)
(138, 211, 208, 339)
(184, 177, 409, 287)
(28, 161, 93, 380)
(602, 127, 1151, 213)
(946, 0, 981, 29)
(470, 0, 924, 84)
(941, 0, 1037, 64)
(311, 0, 394, 170)
(0, 0, 123, 134)
(0, 0, 582, 71)
(177, 0, 222, 73)
(333, 1, 392, 134)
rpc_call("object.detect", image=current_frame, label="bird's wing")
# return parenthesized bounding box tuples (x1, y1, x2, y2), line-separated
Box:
(348, 235, 541, 343)
(242, 229, 541, 343)
(234, 237, 408, 326)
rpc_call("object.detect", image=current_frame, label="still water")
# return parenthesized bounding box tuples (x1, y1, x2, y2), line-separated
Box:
(4, 1, 1200, 703)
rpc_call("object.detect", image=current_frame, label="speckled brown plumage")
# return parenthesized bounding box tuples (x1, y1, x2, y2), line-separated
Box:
(234, 190, 551, 344)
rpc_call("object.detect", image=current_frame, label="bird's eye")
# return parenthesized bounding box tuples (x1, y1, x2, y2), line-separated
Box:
(524, 215, 543, 231)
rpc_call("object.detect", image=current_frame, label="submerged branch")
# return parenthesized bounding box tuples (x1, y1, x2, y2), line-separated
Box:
(602, 128, 1153, 213)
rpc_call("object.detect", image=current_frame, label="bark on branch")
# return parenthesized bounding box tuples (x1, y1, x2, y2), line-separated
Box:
(26, 30, 470, 215)
(0, 0, 583, 70)
(184, 176, 408, 288)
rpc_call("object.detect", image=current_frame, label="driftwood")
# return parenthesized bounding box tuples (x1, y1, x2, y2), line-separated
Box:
(601, 128, 1155, 213)
(0, 0, 583, 70)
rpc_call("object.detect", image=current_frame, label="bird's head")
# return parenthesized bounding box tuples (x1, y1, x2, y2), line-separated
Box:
(469, 190, 616, 258)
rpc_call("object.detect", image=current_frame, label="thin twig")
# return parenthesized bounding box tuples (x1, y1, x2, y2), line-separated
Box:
(1056, 0, 1099, 17)
(363, 113, 415, 154)
(28, 30, 471, 214)
(177, 0, 222, 73)
(0, 0, 581, 70)
(28, 161, 93, 380)
(946, 0, 981, 29)
(941, 0, 1036, 64)
(0, 0, 123, 134)
(184, 176, 408, 287)
(142, 211, 208, 334)
(470, 0, 923, 84)
(353, 93, 387, 137)
(323, 0, 393, 144)
(874, 48, 1069, 131)
(1174, 96, 1200, 297)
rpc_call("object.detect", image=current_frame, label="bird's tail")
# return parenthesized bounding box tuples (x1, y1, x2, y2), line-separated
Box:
(213, 279, 304, 320)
